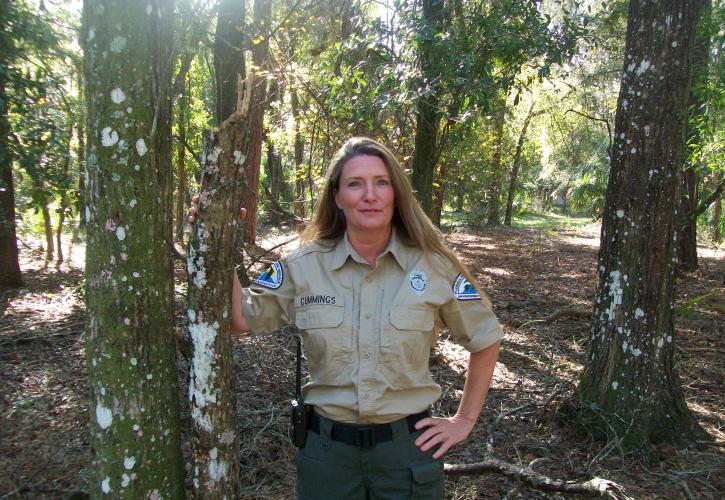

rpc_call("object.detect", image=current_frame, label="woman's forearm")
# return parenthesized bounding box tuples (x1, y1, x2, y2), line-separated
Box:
(231, 272, 249, 334)
(455, 341, 500, 422)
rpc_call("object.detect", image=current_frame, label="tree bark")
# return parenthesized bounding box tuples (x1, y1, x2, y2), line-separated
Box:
(712, 171, 722, 243)
(677, 0, 711, 270)
(187, 77, 254, 500)
(40, 188, 54, 262)
(487, 98, 506, 225)
(83, 1, 184, 497)
(505, 102, 537, 226)
(265, 78, 284, 226)
(411, 0, 444, 216)
(240, 0, 271, 245)
(576, 0, 707, 453)
(56, 124, 74, 266)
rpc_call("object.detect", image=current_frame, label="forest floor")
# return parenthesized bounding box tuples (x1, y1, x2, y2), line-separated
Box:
(1, 216, 723, 499)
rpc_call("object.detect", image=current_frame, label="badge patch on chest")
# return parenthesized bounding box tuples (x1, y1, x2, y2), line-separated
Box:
(409, 269, 428, 296)
(453, 274, 481, 301)
(254, 261, 283, 289)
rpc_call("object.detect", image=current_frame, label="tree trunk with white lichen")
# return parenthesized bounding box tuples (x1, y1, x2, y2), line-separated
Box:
(576, 0, 707, 454)
(83, 0, 184, 497)
(186, 77, 254, 499)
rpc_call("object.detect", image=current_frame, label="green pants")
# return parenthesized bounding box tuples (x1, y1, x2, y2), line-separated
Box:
(296, 413, 444, 500)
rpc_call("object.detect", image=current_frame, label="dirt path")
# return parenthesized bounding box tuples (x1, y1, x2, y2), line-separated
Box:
(1, 225, 722, 499)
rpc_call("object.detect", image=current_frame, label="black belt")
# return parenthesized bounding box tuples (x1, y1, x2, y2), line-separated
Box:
(309, 409, 429, 449)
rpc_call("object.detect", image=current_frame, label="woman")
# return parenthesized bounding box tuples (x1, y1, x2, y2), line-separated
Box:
(199, 137, 502, 499)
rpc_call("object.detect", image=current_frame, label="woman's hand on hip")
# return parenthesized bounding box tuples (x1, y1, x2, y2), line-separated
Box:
(413, 414, 476, 459)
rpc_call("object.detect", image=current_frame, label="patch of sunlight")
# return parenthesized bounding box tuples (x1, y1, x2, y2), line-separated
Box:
(482, 267, 512, 276)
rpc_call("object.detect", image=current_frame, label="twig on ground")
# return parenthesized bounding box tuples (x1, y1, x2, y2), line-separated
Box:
(444, 457, 631, 499)
(511, 307, 591, 328)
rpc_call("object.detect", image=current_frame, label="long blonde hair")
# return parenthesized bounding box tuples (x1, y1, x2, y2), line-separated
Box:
(300, 137, 478, 285)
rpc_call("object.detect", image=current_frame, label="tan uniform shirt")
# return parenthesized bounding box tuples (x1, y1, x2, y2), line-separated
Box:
(242, 230, 503, 424)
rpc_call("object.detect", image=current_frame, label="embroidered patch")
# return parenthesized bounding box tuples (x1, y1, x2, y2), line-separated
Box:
(409, 269, 428, 296)
(453, 274, 481, 301)
(254, 261, 283, 289)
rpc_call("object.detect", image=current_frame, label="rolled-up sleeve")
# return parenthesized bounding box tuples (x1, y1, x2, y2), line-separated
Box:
(242, 259, 296, 335)
(439, 272, 504, 353)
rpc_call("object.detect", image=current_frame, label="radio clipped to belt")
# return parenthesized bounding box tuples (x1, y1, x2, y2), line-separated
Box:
(290, 333, 312, 447)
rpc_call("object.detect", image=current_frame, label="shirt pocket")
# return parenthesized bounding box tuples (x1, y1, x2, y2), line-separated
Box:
(295, 300, 351, 384)
(380, 305, 435, 386)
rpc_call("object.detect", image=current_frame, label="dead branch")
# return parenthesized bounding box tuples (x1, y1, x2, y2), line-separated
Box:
(510, 307, 591, 328)
(444, 457, 631, 499)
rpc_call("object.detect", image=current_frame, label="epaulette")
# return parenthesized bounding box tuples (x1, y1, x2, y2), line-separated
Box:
(285, 240, 336, 263)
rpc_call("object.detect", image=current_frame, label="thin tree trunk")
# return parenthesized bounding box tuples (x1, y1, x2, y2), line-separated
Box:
(187, 77, 254, 500)
(83, 1, 184, 497)
(56, 124, 74, 267)
(411, 0, 444, 216)
(0, 77, 22, 286)
(241, 0, 271, 245)
(214, 0, 245, 126)
(487, 98, 506, 225)
(712, 171, 722, 243)
(41, 191, 54, 262)
(174, 78, 188, 243)
(576, 0, 707, 453)
(265, 79, 283, 226)
(505, 102, 537, 226)
(432, 161, 446, 227)
(678, 0, 711, 269)
(291, 90, 305, 219)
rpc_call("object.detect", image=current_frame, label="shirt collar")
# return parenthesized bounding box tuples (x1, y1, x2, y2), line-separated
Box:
(331, 229, 408, 271)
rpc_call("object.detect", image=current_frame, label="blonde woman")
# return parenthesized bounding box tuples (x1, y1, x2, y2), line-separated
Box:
(197, 137, 502, 499)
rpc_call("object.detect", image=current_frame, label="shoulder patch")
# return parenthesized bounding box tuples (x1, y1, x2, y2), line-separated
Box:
(453, 274, 481, 301)
(254, 261, 283, 289)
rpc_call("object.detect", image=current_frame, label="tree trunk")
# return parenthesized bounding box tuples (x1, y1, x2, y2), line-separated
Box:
(291, 89, 305, 219)
(240, 0, 271, 245)
(411, 0, 444, 216)
(56, 124, 74, 267)
(576, 0, 707, 453)
(0, 76, 22, 286)
(214, 0, 245, 127)
(505, 102, 537, 226)
(431, 161, 446, 227)
(83, 1, 184, 497)
(41, 194, 54, 262)
(77, 114, 86, 230)
(678, 0, 711, 269)
(187, 78, 254, 500)
(712, 171, 722, 243)
(174, 78, 188, 243)
(265, 78, 283, 226)
(487, 98, 506, 225)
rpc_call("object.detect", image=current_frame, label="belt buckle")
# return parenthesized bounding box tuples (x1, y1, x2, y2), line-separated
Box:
(355, 427, 375, 449)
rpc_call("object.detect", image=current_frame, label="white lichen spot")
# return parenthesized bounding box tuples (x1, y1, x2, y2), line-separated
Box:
(146, 5, 153, 15)
(630, 148, 637, 154)
(634, 308, 644, 319)
(110, 36, 127, 53)
(101, 127, 119, 147)
(233, 150, 246, 165)
(135, 139, 147, 157)
(130, 357, 137, 366)
(187, 309, 197, 322)
(627, 62, 636, 72)
(146, 374, 152, 380)
(121, 473, 130, 487)
(189, 320, 221, 432)
(622, 341, 628, 351)
(111, 88, 126, 104)
(616, 210, 625, 218)
(636, 59, 651, 75)
(606, 270, 623, 321)
(667, 336, 672, 343)
(96, 401, 113, 429)
(88, 27, 95, 41)
(85, 206, 91, 222)
(116, 226, 126, 241)
(134, 164, 140, 171)
(148, 489, 161, 500)
(133, 272, 140, 278)
(220, 430, 235, 445)
(101, 477, 111, 494)
(657, 338, 664, 348)
(208, 447, 229, 481)
(611, 381, 619, 390)
(123, 456, 136, 470)
(632, 348, 642, 357)
(133, 424, 140, 431)
(129, 199, 137, 208)
(112, 173, 121, 182)
(671, 41, 678, 47)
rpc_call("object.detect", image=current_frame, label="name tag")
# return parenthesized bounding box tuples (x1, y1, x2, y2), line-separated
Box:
(299, 295, 337, 306)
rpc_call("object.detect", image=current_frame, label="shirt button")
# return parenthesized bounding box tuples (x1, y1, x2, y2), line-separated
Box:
(363, 352, 371, 359)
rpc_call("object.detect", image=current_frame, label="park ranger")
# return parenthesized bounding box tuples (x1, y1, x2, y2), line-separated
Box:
(228, 137, 503, 499)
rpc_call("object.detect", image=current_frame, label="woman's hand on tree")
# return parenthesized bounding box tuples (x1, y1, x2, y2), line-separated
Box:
(187, 194, 246, 223)
(413, 414, 477, 459)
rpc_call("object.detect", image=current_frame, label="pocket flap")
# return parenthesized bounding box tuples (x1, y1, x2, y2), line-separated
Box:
(296, 304, 345, 329)
(410, 459, 443, 484)
(389, 306, 434, 331)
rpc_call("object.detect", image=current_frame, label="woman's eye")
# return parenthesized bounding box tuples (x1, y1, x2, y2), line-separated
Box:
(377, 179, 390, 186)
(348, 181, 361, 187)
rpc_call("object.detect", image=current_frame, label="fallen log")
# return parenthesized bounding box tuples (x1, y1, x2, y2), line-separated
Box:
(444, 457, 630, 499)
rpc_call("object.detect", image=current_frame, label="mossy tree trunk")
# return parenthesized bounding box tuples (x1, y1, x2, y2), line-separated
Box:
(187, 78, 254, 499)
(505, 102, 538, 226)
(83, 0, 184, 497)
(576, 0, 707, 453)
(486, 96, 506, 226)
(291, 89, 306, 219)
(0, 75, 22, 287)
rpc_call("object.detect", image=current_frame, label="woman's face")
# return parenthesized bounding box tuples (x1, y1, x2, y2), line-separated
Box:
(334, 154, 395, 237)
